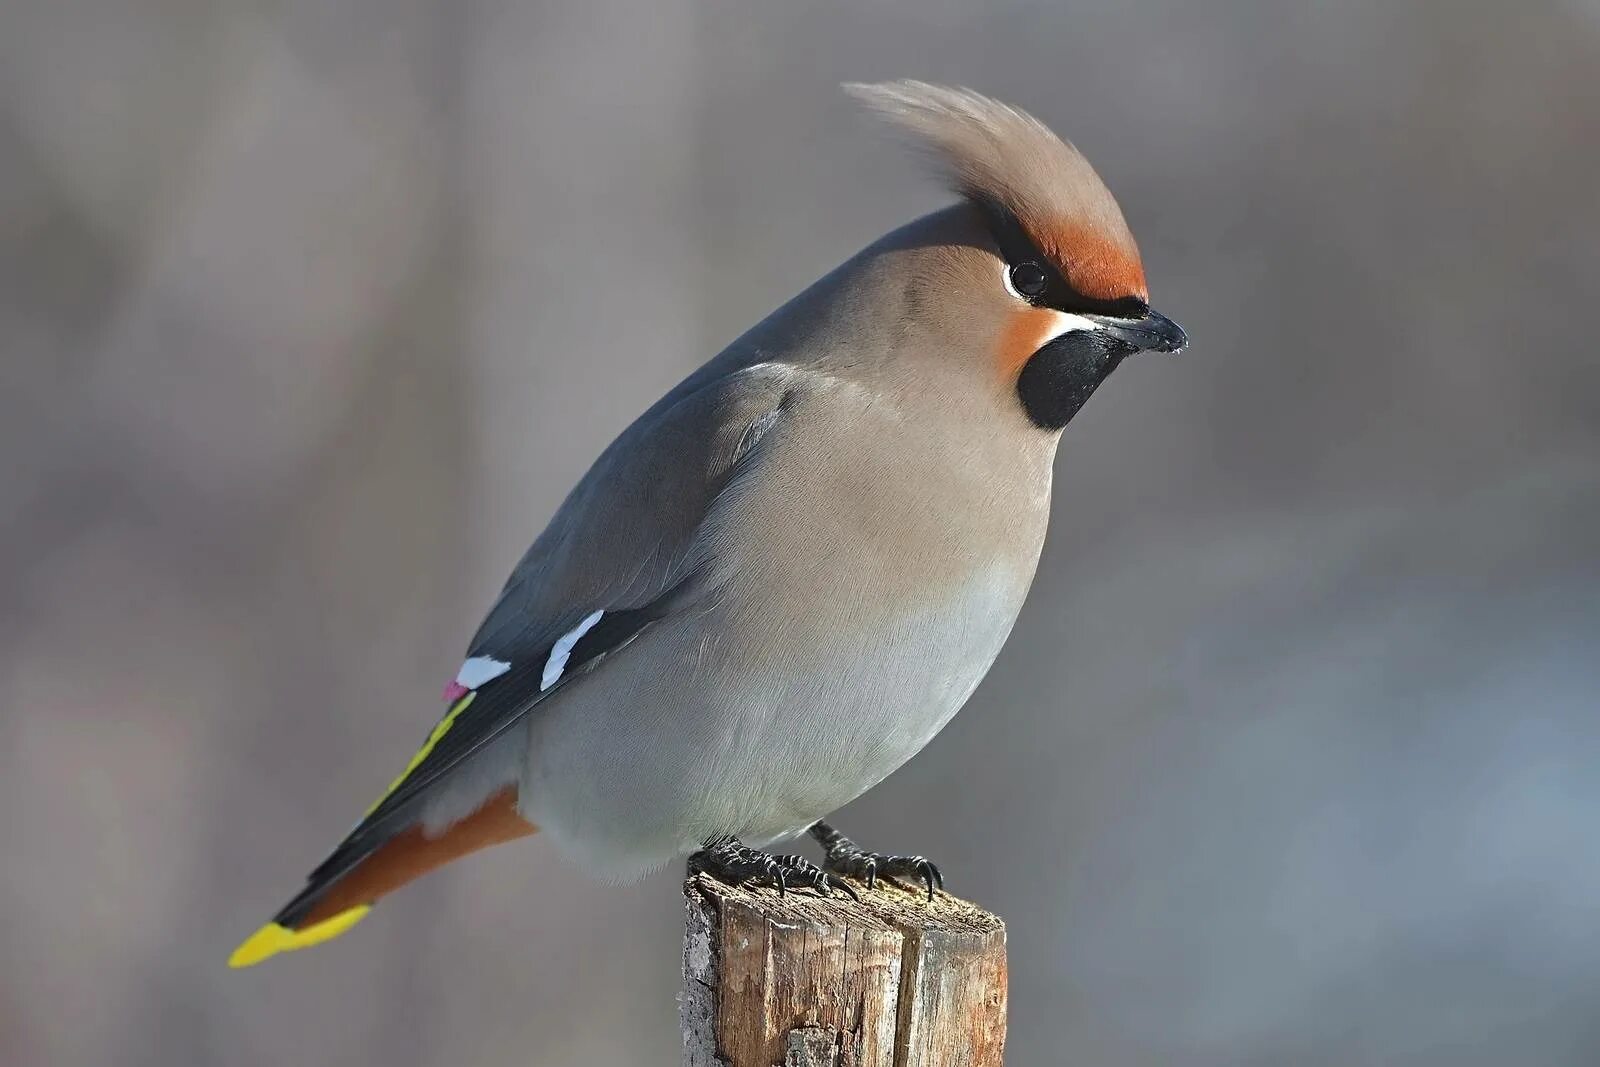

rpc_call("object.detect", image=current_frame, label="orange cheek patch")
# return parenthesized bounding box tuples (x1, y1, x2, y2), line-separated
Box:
(996, 307, 1064, 381)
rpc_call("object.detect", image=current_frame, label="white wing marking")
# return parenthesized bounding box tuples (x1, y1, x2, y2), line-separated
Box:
(455, 656, 512, 690)
(541, 610, 605, 691)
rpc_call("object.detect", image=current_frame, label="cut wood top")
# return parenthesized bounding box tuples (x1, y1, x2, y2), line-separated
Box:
(688, 871, 1003, 935)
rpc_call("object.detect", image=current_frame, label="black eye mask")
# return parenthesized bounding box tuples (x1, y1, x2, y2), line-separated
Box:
(980, 201, 1149, 320)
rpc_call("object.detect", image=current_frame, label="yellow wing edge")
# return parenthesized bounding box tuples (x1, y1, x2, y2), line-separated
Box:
(363, 691, 477, 816)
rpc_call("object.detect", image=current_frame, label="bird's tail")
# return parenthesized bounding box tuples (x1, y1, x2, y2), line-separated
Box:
(228, 783, 536, 968)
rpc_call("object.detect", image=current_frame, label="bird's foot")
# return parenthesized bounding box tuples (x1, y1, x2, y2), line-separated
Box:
(809, 821, 944, 901)
(689, 836, 859, 900)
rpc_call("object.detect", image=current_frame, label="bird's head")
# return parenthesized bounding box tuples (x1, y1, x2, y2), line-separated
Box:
(846, 81, 1186, 431)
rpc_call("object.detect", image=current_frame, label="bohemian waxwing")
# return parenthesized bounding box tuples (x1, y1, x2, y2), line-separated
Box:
(230, 80, 1185, 967)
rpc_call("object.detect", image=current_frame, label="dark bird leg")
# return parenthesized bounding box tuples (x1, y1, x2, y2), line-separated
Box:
(690, 835, 858, 900)
(809, 821, 943, 901)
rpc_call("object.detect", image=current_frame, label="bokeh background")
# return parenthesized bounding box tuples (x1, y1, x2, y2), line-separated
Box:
(3, 1, 1598, 1064)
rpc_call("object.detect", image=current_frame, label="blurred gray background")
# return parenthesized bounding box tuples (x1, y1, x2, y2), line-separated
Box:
(3, 1, 1598, 1064)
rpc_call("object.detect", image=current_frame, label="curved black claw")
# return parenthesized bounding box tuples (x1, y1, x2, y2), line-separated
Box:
(809, 822, 945, 901)
(690, 837, 858, 900)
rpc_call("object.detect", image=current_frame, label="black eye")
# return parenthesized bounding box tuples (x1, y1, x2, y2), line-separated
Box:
(1009, 262, 1048, 299)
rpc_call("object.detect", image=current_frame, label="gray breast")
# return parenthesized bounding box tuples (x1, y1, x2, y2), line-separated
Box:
(520, 376, 1055, 878)
(519, 556, 1035, 879)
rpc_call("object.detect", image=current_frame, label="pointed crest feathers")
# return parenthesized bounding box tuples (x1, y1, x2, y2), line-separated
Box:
(844, 80, 1147, 302)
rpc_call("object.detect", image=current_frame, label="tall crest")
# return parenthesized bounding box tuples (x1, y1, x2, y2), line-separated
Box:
(846, 80, 1147, 303)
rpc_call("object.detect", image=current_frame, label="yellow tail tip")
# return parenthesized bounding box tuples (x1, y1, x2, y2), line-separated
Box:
(227, 905, 372, 968)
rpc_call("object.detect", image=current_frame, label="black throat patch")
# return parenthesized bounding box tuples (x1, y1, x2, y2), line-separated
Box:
(1016, 329, 1136, 430)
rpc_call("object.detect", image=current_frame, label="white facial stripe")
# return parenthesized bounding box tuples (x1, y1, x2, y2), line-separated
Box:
(456, 656, 512, 690)
(541, 610, 605, 691)
(1044, 311, 1101, 339)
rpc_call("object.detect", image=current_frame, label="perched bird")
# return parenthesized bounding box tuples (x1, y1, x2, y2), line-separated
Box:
(230, 80, 1185, 967)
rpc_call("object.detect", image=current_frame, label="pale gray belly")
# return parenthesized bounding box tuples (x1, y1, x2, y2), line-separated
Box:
(519, 562, 1031, 880)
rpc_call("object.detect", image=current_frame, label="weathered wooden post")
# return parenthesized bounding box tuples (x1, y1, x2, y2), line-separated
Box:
(681, 872, 1007, 1066)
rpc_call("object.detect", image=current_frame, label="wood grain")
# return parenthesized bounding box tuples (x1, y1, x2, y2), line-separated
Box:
(682, 872, 1006, 1066)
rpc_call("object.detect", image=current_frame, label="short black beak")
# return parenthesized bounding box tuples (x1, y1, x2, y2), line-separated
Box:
(1091, 308, 1187, 354)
